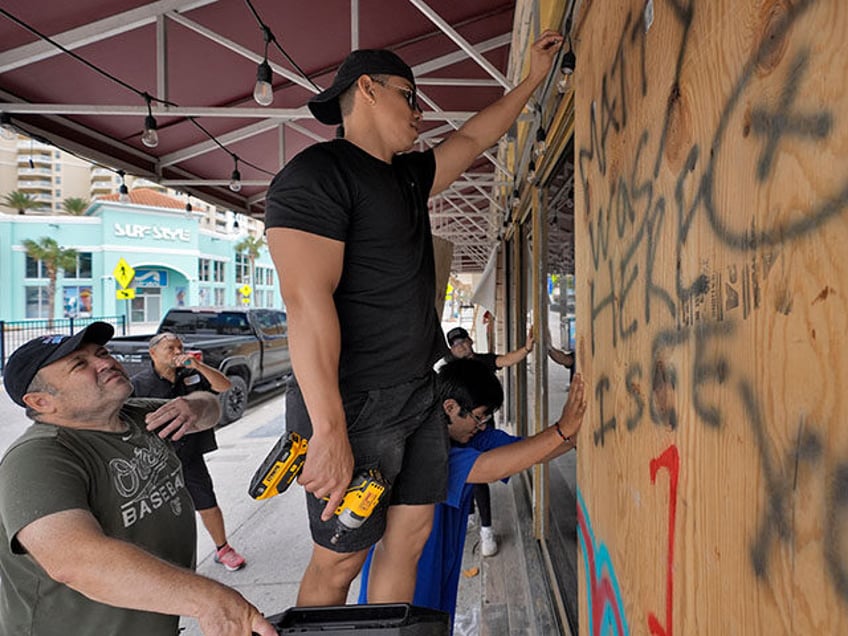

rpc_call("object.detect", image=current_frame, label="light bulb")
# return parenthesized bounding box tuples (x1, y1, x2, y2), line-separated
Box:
(533, 127, 547, 160)
(511, 189, 520, 209)
(527, 161, 537, 185)
(119, 184, 130, 203)
(141, 114, 159, 148)
(229, 169, 242, 192)
(561, 50, 576, 76)
(253, 60, 274, 106)
(0, 113, 15, 141)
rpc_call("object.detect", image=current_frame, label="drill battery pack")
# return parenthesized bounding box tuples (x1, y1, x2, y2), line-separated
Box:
(248, 431, 309, 500)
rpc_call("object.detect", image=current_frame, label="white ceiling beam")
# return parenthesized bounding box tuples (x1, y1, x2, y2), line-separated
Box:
(416, 78, 501, 87)
(351, 0, 359, 51)
(161, 179, 269, 186)
(159, 118, 281, 166)
(0, 0, 219, 74)
(407, 0, 511, 90)
(411, 33, 511, 77)
(0, 103, 476, 122)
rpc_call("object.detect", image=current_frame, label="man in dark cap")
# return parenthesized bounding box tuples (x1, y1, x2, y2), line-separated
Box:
(0, 324, 274, 636)
(265, 30, 564, 607)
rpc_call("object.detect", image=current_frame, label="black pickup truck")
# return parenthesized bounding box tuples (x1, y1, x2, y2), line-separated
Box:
(108, 307, 291, 424)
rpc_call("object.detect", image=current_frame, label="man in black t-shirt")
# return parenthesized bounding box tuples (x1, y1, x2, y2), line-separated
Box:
(265, 31, 564, 607)
(132, 332, 246, 572)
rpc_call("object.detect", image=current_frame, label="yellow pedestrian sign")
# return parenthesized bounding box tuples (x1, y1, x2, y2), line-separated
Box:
(239, 284, 252, 297)
(116, 288, 136, 300)
(113, 258, 135, 289)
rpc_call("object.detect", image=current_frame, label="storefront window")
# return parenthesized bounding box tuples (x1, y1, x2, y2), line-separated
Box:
(214, 288, 225, 306)
(63, 285, 93, 317)
(25, 255, 46, 279)
(64, 252, 92, 279)
(25, 286, 49, 318)
(236, 253, 250, 284)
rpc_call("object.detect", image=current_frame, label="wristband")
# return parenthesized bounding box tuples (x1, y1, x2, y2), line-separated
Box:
(554, 422, 572, 445)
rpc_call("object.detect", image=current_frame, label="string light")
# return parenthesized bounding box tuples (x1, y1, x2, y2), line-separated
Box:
(0, 113, 16, 140)
(511, 188, 521, 210)
(527, 160, 537, 185)
(0, 6, 281, 196)
(141, 93, 159, 148)
(557, 50, 577, 94)
(253, 25, 274, 106)
(117, 170, 130, 202)
(229, 157, 242, 192)
(533, 126, 547, 159)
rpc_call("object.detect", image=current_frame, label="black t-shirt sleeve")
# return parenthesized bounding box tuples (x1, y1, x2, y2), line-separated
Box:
(264, 144, 353, 241)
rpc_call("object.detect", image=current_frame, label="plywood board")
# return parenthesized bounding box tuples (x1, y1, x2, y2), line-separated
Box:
(573, 1, 848, 633)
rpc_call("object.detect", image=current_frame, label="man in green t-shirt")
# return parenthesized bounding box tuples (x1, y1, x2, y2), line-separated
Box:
(0, 322, 275, 636)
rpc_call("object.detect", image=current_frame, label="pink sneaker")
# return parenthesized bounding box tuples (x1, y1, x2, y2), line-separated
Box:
(214, 544, 246, 571)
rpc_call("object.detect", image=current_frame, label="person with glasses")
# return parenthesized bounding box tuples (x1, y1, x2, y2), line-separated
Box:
(358, 358, 586, 628)
(441, 325, 535, 557)
(264, 31, 564, 608)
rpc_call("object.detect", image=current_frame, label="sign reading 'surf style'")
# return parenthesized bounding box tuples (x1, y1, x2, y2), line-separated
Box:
(113, 223, 190, 242)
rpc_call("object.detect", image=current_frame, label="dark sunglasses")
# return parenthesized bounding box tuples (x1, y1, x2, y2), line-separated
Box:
(370, 76, 420, 112)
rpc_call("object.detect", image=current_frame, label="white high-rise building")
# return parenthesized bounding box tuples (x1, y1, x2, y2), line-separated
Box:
(0, 134, 265, 238)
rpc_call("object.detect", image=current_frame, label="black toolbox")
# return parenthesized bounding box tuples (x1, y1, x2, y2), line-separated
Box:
(268, 603, 449, 635)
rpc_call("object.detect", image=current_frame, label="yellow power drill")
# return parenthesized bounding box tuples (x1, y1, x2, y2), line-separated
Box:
(249, 431, 386, 543)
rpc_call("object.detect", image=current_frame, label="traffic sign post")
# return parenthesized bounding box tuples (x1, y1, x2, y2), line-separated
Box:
(113, 258, 135, 289)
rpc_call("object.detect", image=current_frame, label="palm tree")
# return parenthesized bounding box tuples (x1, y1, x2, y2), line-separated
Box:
(62, 197, 90, 215)
(2, 190, 41, 215)
(22, 237, 78, 326)
(234, 235, 266, 306)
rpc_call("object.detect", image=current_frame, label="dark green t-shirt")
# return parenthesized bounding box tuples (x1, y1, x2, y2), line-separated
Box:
(0, 399, 196, 636)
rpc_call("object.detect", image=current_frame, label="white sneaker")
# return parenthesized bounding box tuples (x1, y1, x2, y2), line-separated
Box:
(480, 526, 498, 557)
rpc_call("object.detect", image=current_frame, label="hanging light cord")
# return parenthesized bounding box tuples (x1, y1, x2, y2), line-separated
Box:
(242, 0, 321, 93)
(0, 6, 275, 178)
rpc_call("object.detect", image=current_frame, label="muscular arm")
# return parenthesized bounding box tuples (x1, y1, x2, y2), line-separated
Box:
(430, 30, 563, 196)
(17, 509, 275, 636)
(467, 374, 586, 483)
(267, 227, 353, 519)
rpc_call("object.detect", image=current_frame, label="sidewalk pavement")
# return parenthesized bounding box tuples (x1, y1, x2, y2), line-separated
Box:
(177, 389, 484, 634)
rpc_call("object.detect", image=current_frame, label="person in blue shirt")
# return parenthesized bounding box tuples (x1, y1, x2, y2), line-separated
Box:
(359, 357, 586, 627)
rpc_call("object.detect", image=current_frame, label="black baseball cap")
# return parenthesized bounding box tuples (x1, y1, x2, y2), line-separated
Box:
(446, 327, 471, 347)
(308, 49, 415, 125)
(3, 321, 115, 407)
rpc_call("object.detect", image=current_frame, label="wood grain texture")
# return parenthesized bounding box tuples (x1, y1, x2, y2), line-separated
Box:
(574, 1, 848, 634)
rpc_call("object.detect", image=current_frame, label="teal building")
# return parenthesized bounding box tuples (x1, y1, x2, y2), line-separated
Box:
(0, 195, 281, 326)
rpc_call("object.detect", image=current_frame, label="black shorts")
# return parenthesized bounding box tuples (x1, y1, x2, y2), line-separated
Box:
(286, 372, 449, 553)
(175, 443, 218, 511)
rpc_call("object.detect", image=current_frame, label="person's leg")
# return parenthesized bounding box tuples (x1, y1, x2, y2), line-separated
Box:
(181, 452, 246, 569)
(366, 504, 435, 603)
(475, 475, 498, 557)
(197, 505, 227, 546)
(297, 544, 370, 606)
(474, 483, 492, 527)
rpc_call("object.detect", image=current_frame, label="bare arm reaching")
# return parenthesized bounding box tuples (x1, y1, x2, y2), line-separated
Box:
(468, 374, 586, 483)
(430, 30, 563, 196)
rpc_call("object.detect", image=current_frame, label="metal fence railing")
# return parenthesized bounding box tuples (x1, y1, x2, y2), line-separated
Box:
(0, 315, 127, 374)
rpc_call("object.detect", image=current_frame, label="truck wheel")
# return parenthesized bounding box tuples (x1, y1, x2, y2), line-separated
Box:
(220, 375, 248, 425)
